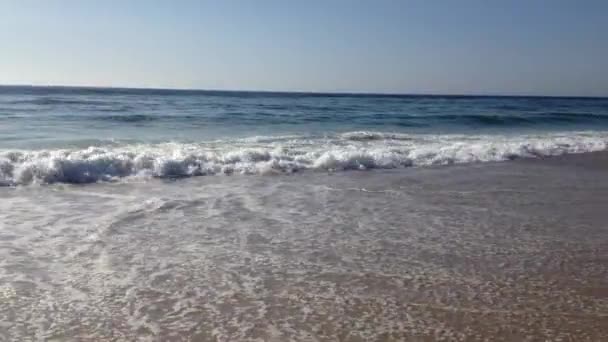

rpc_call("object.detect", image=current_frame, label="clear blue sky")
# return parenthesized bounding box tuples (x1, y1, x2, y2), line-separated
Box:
(1, 0, 607, 96)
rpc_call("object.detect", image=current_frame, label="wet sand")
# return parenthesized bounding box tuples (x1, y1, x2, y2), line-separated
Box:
(1, 153, 607, 341)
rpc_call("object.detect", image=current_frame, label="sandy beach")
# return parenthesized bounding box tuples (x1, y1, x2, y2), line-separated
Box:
(1, 152, 607, 341)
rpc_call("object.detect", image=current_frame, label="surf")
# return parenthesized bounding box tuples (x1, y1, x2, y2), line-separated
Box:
(2, 131, 607, 185)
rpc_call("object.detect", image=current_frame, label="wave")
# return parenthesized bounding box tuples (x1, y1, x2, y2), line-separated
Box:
(67, 112, 608, 127)
(1, 131, 607, 185)
(426, 113, 608, 125)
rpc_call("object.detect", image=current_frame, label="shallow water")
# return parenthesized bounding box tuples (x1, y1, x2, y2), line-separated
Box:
(1, 154, 607, 341)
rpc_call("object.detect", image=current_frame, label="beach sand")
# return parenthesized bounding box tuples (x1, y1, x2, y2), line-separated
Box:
(1, 153, 607, 341)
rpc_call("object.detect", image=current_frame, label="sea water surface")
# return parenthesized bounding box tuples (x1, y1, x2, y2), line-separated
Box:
(2, 86, 608, 341)
(1, 86, 608, 185)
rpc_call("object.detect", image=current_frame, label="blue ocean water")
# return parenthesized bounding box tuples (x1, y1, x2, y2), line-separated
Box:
(1, 86, 608, 184)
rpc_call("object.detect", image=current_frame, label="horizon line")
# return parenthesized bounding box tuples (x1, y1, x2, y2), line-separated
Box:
(1, 83, 606, 99)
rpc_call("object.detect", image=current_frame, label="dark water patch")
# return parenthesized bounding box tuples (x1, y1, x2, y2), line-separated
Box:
(96, 105, 135, 113)
(99, 114, 159, 123)
(426, 112, 608, 126)
(394, 121, 430, 128)
(547, 112, 608, 121)
(255, 104, 289, 110)
(7, 97, 124, 107)
(51, 113, 159, 123)
(0, 113, 22, 119)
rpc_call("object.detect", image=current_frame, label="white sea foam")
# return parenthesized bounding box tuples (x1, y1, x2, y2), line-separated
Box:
(1, 131, 607, 185)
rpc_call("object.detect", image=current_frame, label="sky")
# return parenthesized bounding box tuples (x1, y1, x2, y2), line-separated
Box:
(1, 0, 607, 96)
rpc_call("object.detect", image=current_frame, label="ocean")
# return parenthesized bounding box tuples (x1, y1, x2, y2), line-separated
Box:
(1, 86, 608, 341)
(1, 86, 608, 185)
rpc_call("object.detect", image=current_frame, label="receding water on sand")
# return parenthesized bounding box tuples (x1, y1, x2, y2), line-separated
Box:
(1, 153, 607, 341)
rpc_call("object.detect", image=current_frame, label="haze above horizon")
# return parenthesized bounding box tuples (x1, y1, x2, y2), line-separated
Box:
(2, 0, 607, 97)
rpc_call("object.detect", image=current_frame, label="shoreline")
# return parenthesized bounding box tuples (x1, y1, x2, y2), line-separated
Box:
(1, 148, 607, 340)
(3, 146, 608, 187)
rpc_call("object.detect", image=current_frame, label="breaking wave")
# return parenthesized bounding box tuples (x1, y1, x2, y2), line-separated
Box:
(1, 131, 607, 185)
